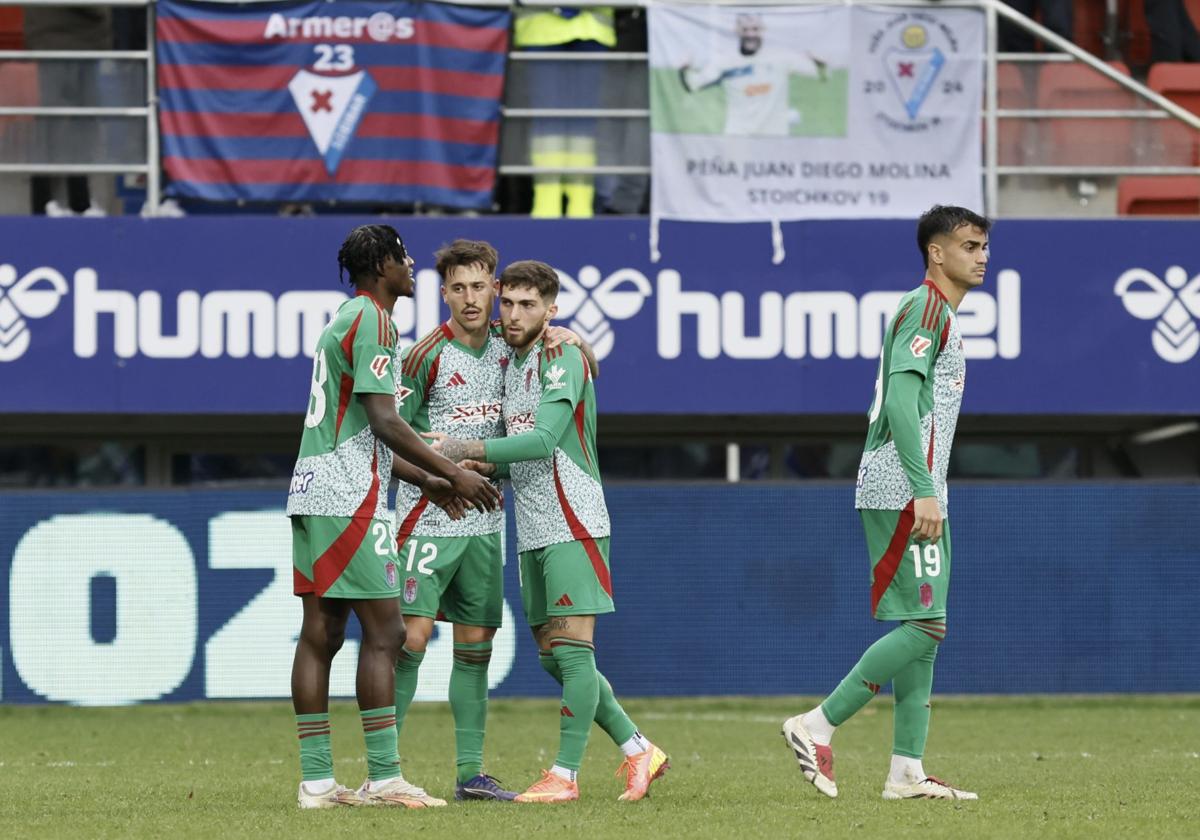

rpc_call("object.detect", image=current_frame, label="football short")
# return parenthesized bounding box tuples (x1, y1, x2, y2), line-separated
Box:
(394, 532, 505, 628)
(519, 537, 614, 627)
(292, 514, 400, 600)
(860, 506, 951, 621)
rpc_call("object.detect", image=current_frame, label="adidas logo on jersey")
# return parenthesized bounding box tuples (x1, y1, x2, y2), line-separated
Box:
(554, 594, 574, 607)
(446, 371, 467, 387)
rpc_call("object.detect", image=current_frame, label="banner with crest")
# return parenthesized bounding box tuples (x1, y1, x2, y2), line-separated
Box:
(156, 0, 510, 208)
(649, 4, 983, 222)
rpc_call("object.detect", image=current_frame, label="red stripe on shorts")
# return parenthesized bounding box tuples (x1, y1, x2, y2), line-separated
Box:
(553, 460, 612, 597)
(870, 500, 915, 617)
(312, 449, 380, 595)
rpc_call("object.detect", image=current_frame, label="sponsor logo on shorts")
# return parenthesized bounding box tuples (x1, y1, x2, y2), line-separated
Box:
(403, 576, 418, 604)
(919, 582, 933, 608)
(385, 560, 397, 589)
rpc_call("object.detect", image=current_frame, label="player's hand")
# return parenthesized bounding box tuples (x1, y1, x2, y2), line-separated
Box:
(451, 467, 503, 512)
(420, 474, 466, 520)
(911, 496, 943, 543)
(544, 325, 583, 349)
(460, 459, 497, 478)
(420, 431, 448, 452)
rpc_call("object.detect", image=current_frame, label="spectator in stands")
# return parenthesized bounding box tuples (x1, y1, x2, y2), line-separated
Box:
(23, 5, 111, 216)
(999, 0, 1074, 53)
(1145, 0, 1200, 63)
(514, 7, 615, 218)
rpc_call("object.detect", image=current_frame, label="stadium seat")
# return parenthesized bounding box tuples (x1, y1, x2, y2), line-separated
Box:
(0, 7, 23, 50)
(1035, 61, 1138, 166)
(1117, 175, 1200, 214)
(1146, 63, 1200, 165)
(995, 63, 1032, 165)
(0, 60, 37, 141)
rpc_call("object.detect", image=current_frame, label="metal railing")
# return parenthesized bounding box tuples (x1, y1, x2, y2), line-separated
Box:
(499, 0, 1200, 216)
(0, 0, 159, 210)
(2, 0, 1199, 216)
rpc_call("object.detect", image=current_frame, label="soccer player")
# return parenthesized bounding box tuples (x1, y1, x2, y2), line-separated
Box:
(782, 206, 987, 802)
(435, 260, 669, 804)
(679, 13, 827, 137)
(286, 225, 501, 810)
(391, 239, 599, 802)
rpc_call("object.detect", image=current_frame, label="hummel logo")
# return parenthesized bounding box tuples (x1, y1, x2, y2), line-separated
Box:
(544, 364, 567, 391)
(554, 594, 574, 607)
(0, 264, 70, 362)
(1115, 265, 1200, 363)
(446, 371, 467, 387)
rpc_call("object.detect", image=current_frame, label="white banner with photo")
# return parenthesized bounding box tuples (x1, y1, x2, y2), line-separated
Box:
(648, 3, 984, 225)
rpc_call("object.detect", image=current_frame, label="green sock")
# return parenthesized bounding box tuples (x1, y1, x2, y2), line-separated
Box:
(893, 644, 938, 758)
(394, 646, 425, 748)
(820, 621, 943, 727)
(360, 706, 400, 782)
(538, 652, 637, 746)
(295, 713, 333, 781)
(550, 639, 600, 772)
(451, 641, 492, 783)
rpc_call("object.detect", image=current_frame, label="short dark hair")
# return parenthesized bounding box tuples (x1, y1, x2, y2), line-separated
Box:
(434, 239, 498, 282)
(498, 260, 559, 302)
(337, 224, 408, 286)
(916, 205, 991, 268)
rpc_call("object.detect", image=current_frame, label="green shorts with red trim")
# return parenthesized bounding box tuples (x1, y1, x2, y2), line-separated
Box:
(292, 514, 400, 600)
(860, 505, 951, 621)
(518, 537, 614, 627)
(394, 532, 504, 628)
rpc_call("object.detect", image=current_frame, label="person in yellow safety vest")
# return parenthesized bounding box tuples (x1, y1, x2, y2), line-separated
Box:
(514, 7, 616, 218)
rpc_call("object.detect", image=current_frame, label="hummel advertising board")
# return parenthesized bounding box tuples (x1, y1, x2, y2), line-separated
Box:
(1, 217, 1198, 414)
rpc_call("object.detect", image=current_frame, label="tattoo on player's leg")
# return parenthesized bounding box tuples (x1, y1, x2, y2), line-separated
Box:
(547, 617, 571, 632)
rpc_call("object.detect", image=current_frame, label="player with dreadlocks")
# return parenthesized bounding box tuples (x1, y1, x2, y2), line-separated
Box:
(286, 224, 502, 809)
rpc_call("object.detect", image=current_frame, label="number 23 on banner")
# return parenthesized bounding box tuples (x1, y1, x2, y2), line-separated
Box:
(313, 43, 355, 71)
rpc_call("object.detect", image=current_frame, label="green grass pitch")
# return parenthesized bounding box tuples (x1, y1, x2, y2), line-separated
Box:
(2, 695, 1197, 839)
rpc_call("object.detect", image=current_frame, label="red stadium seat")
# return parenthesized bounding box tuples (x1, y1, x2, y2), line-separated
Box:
(1146, 63, 1200, 165)
(1035, 61, 1137, 166)
(995, 63, 1032, 165)
(0, 7, 24, 50)
(0, 60, 37, 140)
(1117, 175, 1200, 214)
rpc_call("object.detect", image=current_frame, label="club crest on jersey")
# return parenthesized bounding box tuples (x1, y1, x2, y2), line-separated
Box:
(543, 364, 567, 391)
(370, 354, 390, 379)
(403, 576, 418, 604)
(288, 68, 378, 176)
(909, 335, 932, 358)
(919, 583, 933, 608)
(385, 561, 398, 589)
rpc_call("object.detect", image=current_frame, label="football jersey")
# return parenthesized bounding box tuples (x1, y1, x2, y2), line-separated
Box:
(855, 280, 965, 515)
(286, 292, 397, 521)
(683, 60, 797, 136)
(502, 340, 610, 553)
(393, 322, 507, 537)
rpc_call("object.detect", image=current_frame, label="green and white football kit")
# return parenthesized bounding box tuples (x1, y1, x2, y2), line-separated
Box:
(287, 291, 400, 600)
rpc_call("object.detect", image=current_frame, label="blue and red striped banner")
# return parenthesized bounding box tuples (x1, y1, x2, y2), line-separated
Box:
(157, 0, 510, 208)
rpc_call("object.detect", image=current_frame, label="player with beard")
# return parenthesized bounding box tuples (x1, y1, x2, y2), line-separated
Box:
(432, 260, 669, 804)
(391, 240, 598, 802)
(286, 225, 501, 809)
